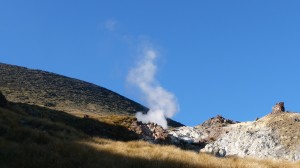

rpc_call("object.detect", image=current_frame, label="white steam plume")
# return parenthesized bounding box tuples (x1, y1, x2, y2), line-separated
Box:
(127, 47, 179, 128)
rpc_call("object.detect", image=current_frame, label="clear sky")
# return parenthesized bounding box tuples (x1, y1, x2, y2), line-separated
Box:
(1, 1, 300, 126)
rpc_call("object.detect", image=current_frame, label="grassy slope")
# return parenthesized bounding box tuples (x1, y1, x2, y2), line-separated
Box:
(0, 62, 184, 128)
(0, 62, 147, 116)
(1, 103, 299, 168)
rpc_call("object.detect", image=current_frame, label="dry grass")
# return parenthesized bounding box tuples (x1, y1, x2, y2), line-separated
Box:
(1, 103, 300, 168)
(81, 138, 300, 168)
(71, 112, 136, 127)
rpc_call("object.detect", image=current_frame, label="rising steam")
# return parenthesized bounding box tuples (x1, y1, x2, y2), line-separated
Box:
(127, 47, 179, 128)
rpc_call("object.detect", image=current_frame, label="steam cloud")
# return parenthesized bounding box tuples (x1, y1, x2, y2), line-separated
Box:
(127, 47, 179, 128)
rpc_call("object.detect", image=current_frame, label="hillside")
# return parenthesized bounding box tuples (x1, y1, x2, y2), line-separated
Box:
(1, 62, 300, 167)
(0, 63, 147, 116)
(0, 63, 183, 128)
(1, 93, 298, 168)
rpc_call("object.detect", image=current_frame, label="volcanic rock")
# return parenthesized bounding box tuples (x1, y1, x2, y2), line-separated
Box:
(166, 115, 237, 151)
(271, 102, 285, 114)
(200, 123, 282, 159)
(164, 103, 300, 161)
(129, 120, 204, 151)
(167, 126, 207, 151)
(129, 120, 169, 143)
(200, 115, 237, 128)
(168, 126, 203, 144)
(193, 115, 238, 143)
(200, 103, 300, 161)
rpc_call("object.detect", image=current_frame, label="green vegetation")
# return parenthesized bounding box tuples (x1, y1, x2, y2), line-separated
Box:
(1, 102, 299, 168)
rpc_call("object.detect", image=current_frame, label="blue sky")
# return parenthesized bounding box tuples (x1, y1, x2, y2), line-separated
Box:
(1, 1, 300, 126)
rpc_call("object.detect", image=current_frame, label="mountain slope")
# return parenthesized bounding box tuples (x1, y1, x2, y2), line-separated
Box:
(0, 63, 184, 127)
(0, 63, 147, 116)
(1, 93, 298, 168)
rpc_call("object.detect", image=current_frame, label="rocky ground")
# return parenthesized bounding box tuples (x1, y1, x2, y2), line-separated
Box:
(133, 102, 300, 162)
(199, 103, 300, 161)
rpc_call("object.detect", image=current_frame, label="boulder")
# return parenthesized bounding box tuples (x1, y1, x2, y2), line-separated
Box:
(0, 91, 8, 107)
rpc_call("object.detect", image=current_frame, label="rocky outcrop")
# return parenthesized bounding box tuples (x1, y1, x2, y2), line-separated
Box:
(0, 91, 8, 107)
(167, 115, 237, 151)
(167, 126, 206, 151)
(129, 121, 204, 150)
(138, 115, 238, 151)
(200, 122, 284, 160)
(200, 115, 237, 128)
(129, 121, 169, 143)
(194, 115, 238, 143)
(199, 103, 300, 161)
(168, 126, 203, 144)
(168, 115, 235, 145)
(271, 102, 285, 114)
